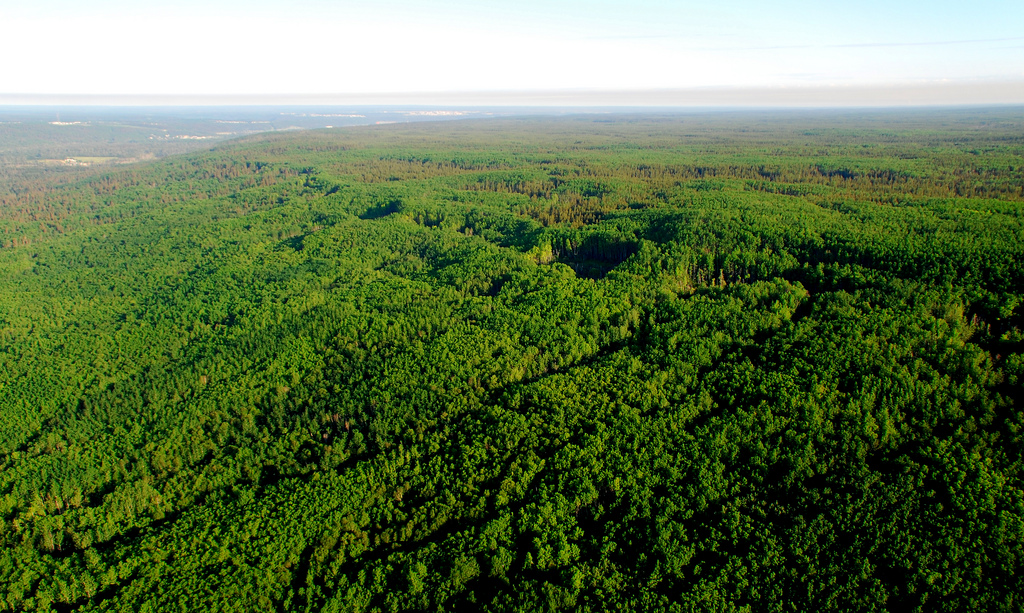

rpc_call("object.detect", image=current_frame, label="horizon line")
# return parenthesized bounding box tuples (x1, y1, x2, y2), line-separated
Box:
(2, 81, 1024, 108)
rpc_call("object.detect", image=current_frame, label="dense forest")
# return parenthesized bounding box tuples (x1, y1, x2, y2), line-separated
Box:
(1, 109, 1023, 612)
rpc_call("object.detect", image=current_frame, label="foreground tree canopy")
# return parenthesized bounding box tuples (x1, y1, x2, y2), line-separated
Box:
(1, 110, 1022, 612)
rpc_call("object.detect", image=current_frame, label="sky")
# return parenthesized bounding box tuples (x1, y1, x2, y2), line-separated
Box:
(1, 0, 1022, 105)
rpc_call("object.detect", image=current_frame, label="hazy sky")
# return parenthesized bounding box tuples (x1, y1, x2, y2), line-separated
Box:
(1, 0, 1022, 100)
